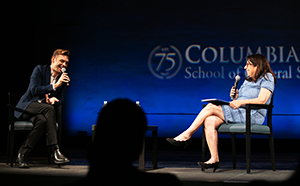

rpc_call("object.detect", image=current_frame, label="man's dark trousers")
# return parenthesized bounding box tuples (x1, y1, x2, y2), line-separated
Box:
(18, 101, 57, 155)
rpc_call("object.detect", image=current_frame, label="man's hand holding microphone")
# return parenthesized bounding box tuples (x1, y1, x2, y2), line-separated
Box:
(47, 68, 70, 105)
(54, 68, 70, 90)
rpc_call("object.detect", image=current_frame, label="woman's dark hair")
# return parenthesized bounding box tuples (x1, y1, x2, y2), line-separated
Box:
(246, 54, 277, 84)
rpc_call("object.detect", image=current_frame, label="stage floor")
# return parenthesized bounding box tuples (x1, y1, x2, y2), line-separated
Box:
(0, 163, 295, 186)
(0, 149, 299, 186)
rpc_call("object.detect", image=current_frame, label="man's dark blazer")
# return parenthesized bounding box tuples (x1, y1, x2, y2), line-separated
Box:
(14, 64, 68, 119)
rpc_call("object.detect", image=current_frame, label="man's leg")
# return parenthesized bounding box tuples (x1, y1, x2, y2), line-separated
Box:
(42, 104, 57, 146)
(18, 114, 47, 155)
(17, 102, 68, 167)
(16, 113, 47, 168)
(19, 102, 57, 152)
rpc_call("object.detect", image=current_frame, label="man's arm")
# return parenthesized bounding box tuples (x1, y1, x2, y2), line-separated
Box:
(50, 84, 68, 106)
(45, 94, 59, 105)
(50, 73, 69, 105)
(29, 65, 53, 97)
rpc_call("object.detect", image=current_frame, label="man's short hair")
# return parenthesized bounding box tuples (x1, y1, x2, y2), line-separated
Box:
(52, 49, 70, 58)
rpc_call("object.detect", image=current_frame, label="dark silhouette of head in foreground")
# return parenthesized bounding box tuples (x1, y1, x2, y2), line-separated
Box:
(88, 98, 147, 169)
(72, 99, 181, 186)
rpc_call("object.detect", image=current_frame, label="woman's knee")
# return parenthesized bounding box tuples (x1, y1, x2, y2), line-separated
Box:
(203, 103, 224, 120)
(204, 116, 215, 128)
(204, 103, 218, 113)
(204, 116, 222, 130)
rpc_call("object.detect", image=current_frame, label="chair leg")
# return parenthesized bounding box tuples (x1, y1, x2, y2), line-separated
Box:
(201, 126, 206, 171)
(246, 134, 251, 174)
(231, 134, 237, 169)
(139, 135, 146, 170)
(9, 131, 15, 167)
(6, 131, 11, 165)
(152, 130, 158, 169)
(269, 134, 276, 171)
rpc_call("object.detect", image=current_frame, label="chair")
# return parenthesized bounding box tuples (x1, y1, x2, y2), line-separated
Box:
(6, 92, 62, 167)
(139, 125, 158, 170)
(201, 94, 276, 173)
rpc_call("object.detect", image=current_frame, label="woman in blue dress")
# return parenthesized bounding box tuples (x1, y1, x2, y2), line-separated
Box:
(167, 54, 276, 172)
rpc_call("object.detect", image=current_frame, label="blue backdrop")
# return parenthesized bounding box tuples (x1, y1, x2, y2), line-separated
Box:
(34, 0, 299, 138)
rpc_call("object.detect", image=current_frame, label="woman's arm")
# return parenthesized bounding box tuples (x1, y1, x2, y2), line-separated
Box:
(229, 88, 272, 109)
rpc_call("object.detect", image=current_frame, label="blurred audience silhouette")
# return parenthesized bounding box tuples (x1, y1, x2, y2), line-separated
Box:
(71, 99, 181, 186)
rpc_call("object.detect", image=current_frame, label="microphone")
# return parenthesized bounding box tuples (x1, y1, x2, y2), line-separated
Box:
(61, 68, 67, 73)
(61, 68, 69, 83)
(231, 75, 240, 100)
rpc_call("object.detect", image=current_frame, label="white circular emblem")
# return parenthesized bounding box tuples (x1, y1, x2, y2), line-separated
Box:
(148, 45, 182, 79)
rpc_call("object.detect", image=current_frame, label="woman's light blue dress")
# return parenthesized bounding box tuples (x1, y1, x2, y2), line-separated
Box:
(221, 73, 275, 125)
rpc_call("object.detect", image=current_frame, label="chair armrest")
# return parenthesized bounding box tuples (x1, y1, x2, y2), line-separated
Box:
(245, 103, 274, 134)
(245, 103, 273, 110)
(55, 105, 62, 124)
(55, 104, 62, 113)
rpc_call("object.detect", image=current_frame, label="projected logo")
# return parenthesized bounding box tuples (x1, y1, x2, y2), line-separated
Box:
(148, 45, 182, 79)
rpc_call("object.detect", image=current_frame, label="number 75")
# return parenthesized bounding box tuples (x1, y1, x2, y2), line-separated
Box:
(154, 53, 176, 72)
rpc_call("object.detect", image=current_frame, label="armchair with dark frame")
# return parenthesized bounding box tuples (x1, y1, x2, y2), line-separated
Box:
(6, 92, 62, 167)
(201, 94, 276, 173)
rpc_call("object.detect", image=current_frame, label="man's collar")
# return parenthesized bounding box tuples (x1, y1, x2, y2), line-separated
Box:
(50, 65, 58, 78)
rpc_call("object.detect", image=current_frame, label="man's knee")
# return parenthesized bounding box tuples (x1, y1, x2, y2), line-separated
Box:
(43, 104, 56, 118)
(44, 104, 55, 112)
(31, 114, 47, 129)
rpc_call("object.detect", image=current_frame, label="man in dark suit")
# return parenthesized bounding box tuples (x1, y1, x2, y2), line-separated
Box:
(14, 49, 71, 168)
